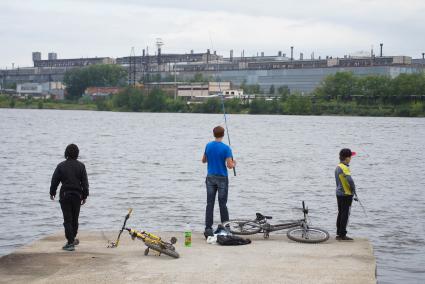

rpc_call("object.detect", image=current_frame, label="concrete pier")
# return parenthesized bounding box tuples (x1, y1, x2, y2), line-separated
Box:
(0, 231, 376, 284)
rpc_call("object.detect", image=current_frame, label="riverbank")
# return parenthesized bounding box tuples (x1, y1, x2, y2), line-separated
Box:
(1, 94, 423, 117)
(0, 231, 376, 284)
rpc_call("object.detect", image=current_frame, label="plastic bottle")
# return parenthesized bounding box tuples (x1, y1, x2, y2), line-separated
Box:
(184, 223, 192, 247)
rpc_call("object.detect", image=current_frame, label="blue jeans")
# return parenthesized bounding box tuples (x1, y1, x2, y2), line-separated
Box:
(205, 175, 229, 230)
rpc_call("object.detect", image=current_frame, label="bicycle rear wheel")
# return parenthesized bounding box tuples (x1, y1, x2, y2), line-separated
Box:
(222, 220, 261, 235)
(145, 242, 180, 258)
(287, 227, 329, 244)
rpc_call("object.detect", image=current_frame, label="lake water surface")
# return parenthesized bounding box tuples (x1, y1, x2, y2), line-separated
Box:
(0, 109, 424, 283)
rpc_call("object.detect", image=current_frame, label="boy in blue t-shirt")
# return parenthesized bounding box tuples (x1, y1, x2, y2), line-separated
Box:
(202, 126, 236, 238)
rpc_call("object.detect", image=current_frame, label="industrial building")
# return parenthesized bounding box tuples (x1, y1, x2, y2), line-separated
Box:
(177, 82, 231, 99)
(1, 45, 425, 96)
(16, 82, 65, 99)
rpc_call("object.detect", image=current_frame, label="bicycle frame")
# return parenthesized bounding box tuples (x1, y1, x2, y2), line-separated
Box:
(126, 228, 163, 245)
(246, 201, 311, 238)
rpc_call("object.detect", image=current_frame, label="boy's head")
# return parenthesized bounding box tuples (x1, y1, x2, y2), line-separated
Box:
(65, 144, 79, 160)
(339, 148, 356, 163)
(213, 126, 225, 139)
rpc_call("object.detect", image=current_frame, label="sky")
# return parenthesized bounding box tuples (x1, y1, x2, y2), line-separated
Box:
(1, 0, 424, 68)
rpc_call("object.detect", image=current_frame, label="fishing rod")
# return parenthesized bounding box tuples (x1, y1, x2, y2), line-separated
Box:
(220, 94, 236, 176)
(209, 32, 236, 176)
(354, 192, 368, 217)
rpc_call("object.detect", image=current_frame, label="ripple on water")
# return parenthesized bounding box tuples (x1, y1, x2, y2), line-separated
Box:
(0, 110, 425, 284)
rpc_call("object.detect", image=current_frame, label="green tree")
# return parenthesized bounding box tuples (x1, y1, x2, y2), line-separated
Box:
(143, 88, 167, 111)
(9, 97, 15, 108)
(316, 72, 359, 101)
(277, 85, 290, 97)
(63, 64, 127, 100)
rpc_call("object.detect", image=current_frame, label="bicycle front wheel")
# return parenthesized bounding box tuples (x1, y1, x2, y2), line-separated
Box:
(145, 242, 180, 259)
(222, 220, 261, 235)
(287, 227, 329, 244)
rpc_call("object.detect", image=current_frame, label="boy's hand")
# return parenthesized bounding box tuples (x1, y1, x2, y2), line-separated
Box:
(81, 199, 86, 205)
(50, 195, 55, 200)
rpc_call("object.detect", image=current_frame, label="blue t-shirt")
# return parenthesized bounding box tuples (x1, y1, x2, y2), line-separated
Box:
(205, 141, 233, 177)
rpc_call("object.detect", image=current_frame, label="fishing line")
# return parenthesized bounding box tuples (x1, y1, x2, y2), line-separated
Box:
(354, 192, 368, 217)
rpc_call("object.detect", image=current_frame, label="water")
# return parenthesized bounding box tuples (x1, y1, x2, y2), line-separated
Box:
(0, 109, 424, 283)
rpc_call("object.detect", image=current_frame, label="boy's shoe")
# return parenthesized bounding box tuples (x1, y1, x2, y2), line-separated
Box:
(339, 236, 354, 241)
(204, 228, 214, 239)
(335, 235, 342, 240)
(62, 243, 75, 251)
(73, 239, 79, 246)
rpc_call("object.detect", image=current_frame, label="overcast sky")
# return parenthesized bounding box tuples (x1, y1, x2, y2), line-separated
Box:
(1, 0, 424, 68)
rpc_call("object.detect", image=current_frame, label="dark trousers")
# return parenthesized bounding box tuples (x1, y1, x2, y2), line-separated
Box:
(205, 176, 229, 230)
(336, 195, 353, 237)
(60, 193, 81, 244)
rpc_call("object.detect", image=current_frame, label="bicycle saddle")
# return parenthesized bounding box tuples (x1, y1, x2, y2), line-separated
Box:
(256, 213, 272, 220)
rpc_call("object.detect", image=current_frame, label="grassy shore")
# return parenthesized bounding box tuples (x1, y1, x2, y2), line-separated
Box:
(0, 95, 97, 111)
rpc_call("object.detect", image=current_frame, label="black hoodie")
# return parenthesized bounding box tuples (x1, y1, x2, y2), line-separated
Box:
(50, 159, 89, 200)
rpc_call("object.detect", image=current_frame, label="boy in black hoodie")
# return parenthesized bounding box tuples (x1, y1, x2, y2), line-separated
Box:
(50, 144, 89, 251)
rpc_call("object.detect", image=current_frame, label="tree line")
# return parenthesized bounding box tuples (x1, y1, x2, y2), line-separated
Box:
(53, 66, 425, 117)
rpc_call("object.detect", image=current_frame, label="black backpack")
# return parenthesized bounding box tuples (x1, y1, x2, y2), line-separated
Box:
(216, 235, 251, 246)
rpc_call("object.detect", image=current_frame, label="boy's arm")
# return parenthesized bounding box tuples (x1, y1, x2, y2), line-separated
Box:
(226, 157, 236, 169)
(226, 147, 236, 169)
(202, 153, 207, 163)
(81, 165, 89, 200)
(347, 175, 355, 195)
(50, 166, 60, 198)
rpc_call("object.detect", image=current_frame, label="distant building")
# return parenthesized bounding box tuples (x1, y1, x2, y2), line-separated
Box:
(48, 52, 58, 60)
(32, 52, 41, 61)
(16, 82, 65, 99)
(223, 89, 244, 98)
(85, 86, 122, 98)
(178, 82, 231, 99)
(34, 57, 115, 68)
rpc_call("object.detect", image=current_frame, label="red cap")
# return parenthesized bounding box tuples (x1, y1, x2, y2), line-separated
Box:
(351, 151, 357, 157)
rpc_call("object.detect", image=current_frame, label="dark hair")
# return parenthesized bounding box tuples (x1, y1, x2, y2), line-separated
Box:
(213, 126, 225, 138)
(339, 148, 352, 161)
(65, 144, 79, 160)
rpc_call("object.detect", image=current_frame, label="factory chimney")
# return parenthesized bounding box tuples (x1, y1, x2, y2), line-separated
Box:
(290, 46, 294, 61)
(142, 49, 145, 57)
(278, 51, 282, 57)
(422, 52, 424, 60)
(230, 50, 233, 62)
(207, 49, 210, 64)
(380, 43, 383, 57)
(300, 53, 303, 60)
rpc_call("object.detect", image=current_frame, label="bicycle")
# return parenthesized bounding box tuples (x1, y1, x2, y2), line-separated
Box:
(107, 209, 180, 258)
(222, 201, 329, 243)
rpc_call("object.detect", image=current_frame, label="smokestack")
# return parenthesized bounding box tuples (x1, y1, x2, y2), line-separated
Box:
(190, 49, 194, 54)
(142, 49, 145, 56)
(207, 49, 210, 64)
(300, 53, 303, 60)
(261, 52, 264, 57)
(380, 43, 383, 57)
(230, 50, 233, 61)
(290, 46, 294, 61)
(278, 51, 282, 57)
(422, 53, 424, 60)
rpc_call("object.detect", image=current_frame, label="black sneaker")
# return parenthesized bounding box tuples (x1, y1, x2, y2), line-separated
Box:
(335, 235, 342, 240)
(62, 243, 75, 251)
(204, 228, 214, 239)
(73, 239, 79, 246)
(340, 236, 354, 241)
